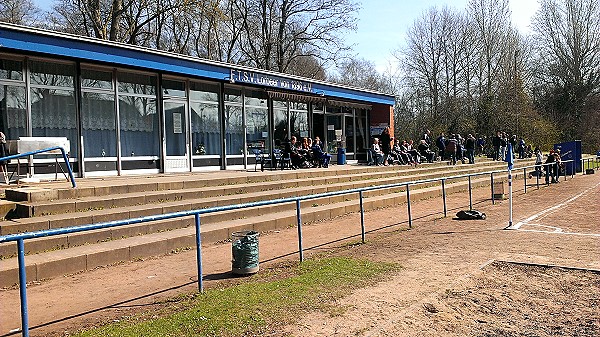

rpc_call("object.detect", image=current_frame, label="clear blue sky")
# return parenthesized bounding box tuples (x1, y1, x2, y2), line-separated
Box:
(32, 0, 540, 73)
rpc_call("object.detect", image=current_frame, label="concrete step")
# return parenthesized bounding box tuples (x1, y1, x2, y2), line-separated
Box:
(9, 159, 505, 218)
(0, 161, 525, 258)
(4, 158, 502, 203)
(0, 174, 496, 287)
(2, 163, 418, 202)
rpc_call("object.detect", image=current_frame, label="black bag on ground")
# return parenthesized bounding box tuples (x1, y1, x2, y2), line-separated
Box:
(529, 170, 543, 178)
(456, 210, 486, 220)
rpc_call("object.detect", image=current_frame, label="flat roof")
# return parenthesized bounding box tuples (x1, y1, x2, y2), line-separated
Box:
(0, 23, 395, 106)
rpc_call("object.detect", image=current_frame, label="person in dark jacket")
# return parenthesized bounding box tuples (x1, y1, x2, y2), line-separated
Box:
(492, 132, 501, 160)
(285, 136, 308, 169)
(544, 150, 557, 183)
(379, 127, 393, 165)
(477, 136, 486, 157)
(422, 129, 432, 145)
(465, 134, 476, 164)
(436, 133, 446, 160)
(445, 135, 458, 165)
(417, 140, 435, 163)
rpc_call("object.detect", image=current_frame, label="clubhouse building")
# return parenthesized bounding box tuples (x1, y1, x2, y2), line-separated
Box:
(0, 23, 394, 177)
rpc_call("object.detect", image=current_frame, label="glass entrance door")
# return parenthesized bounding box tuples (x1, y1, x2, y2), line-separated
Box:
(164, 100, 190, 171)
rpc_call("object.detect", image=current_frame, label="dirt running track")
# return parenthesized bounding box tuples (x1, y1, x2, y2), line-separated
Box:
(1, 172, 599, 336)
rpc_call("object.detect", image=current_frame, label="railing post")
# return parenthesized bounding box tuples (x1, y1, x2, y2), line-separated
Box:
(59, 148, 76, 188)
(581, 158, 584, 175)
(406, 184, 412, 228)
(194, 214, 203, 292)
(490, 173, 495, 205)
(523, 168, 527, 193)
(17, 239, 29, 337)
(441, 179, 447, 217)
(359, 191, 365, 243)
(468, 176, 473, 210)
(537, 167, 540, 189)
(296, 199, 304, 262)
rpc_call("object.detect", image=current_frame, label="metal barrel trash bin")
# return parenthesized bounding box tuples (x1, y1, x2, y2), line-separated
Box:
(231, 230, 259, 275)
(337, 147, 346, 165)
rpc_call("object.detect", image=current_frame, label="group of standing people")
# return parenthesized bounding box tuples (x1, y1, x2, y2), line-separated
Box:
(435, 132, 478, 165)
(491, 131, 530, 161)
(532, 147, 563, 184)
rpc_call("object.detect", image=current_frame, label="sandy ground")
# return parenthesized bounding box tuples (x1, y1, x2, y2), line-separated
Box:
(1, 172, 599, 337)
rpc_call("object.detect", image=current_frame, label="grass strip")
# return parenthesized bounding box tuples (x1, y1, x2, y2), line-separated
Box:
(74, 256, 399, 337)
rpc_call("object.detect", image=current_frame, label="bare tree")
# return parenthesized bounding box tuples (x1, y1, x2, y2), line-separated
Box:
(398, 6, 473, 133)
(531, 0, 600, 150)
(329, 58, 395, 93)
(0, 0, 42, 25)
(51, 0, 206, 44)
(233, 0, 359, 73)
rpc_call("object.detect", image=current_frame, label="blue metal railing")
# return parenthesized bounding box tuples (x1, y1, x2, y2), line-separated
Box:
(0, 146, 76, 188)
(0, 158, 589, 337)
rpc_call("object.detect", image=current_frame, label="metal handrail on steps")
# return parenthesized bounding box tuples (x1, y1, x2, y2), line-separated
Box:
(0, 146, 76, 188)
(0, 159, 591, 337)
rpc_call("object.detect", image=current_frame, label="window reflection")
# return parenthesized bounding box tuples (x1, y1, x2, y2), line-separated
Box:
(190, 81, 220, 157)
(82, 92, 116, 157)
(0, 85, 26, 140)
(224, 87, 243, 155)
(0, 59, 23, 81)
(117, 71, 159, 158)
(29, 60, 78, 156)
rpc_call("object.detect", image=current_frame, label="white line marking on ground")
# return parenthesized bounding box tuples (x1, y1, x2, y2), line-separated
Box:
(523, 224, 564, 232)
(506, 181, 600, 230)
(516, 229, 600, 237)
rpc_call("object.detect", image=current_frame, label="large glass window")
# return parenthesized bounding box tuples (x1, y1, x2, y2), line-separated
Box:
(81, 68, 116, 162)
(345, 114, 354, 153)
(117, 71, 159, 157)
(29, 60, 78, 156)
(290, 102, 308, 139)
(190, 81, 220, 156)
(356, 109, 369, 153)
(224, 87, 243, 155)
(245, 91, 269, 154)
(273, 100, 288, 148)
(326, 111, 342, 154)
(82, 92, 116, 157)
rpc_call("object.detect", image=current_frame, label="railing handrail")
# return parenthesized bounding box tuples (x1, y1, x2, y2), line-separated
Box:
(0, 146, 76, 188)
(0, 159, 574, 244)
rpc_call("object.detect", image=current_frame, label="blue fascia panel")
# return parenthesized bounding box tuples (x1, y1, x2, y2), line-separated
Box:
(0, 27, 395, 106)
(312, 83, 395, 105)
(0, 29, 228, 80)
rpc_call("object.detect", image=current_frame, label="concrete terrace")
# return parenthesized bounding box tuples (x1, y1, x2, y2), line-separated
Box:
(0, 158, 534, 287)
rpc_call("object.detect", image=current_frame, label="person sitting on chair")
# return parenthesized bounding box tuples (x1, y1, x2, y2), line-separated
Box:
(285, 136, 308, 169)
(371, 138, 384, 166)
(418, 140, 436, 163)
(391, 139, 408, 165)
(311, 136, 331, 168)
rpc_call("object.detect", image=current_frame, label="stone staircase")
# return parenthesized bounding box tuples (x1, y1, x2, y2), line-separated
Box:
(0, 158, 533, 287)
